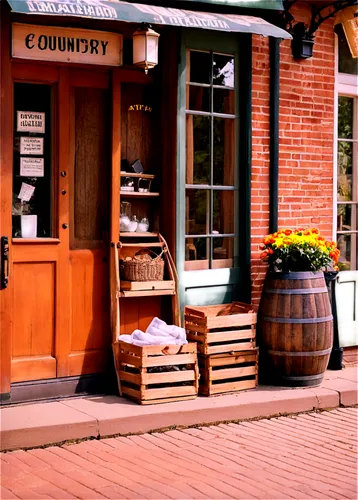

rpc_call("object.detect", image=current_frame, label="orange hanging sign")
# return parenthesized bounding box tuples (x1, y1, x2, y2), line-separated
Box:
(343, 16, 358, 58)
(338, 7, 358, 58)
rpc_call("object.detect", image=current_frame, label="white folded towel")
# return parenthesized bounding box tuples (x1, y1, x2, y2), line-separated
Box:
(118, 318, 187, 346)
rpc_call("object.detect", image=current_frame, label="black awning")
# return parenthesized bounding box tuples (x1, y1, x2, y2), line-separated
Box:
(7, 1, 291, 39)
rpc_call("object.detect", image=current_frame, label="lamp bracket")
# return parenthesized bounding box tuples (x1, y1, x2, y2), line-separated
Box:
(280, 0, 357, 40)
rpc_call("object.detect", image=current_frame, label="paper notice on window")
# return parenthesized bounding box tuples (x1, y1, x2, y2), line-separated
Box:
(20, 157, 44, 177)
(20, 137, 44, 155)
(18, 182, 35, 202)
(17, 111, 45, 133)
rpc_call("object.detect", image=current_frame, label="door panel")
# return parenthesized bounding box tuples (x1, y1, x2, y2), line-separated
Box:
(11, 257, 57, 382)
(68, 72, 111, 376)
(13, 262, 56, 356)
(70, 250, 110, 352)
(72, 86, 110, 248)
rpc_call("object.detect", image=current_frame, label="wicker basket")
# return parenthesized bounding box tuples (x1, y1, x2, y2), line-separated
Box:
(120, 249, 164, 281)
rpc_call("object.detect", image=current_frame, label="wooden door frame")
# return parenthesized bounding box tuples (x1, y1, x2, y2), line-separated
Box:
(0, 2, 13, 400)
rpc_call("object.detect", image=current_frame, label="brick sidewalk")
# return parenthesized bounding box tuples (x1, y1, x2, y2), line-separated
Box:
(1, 407, 357, 499)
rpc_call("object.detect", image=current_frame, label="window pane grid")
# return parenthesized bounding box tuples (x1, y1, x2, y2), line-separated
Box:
(185, 234, 235, 238)
(185, 49, 237, 270)
(186, 184, 237, 190)
(186, 110, 237, 119)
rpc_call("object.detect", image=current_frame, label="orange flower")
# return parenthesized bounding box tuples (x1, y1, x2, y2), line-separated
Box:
(284, 229, 292, 236)
(330, 250, 340, 263)
(263, 235, 275, 245)
(283, 238, 292, 245)
(317, 236, 325, 242)
(311, 228, 319, 234)
(260, 250, 269, 260)
(303, 229, 311, 235)
(267, 248, 274, 255)
(259, 243, 265, 250)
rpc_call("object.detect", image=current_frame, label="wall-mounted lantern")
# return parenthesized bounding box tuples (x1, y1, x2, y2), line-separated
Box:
(132, 24, 160, 74)
(291, 22, 314, 60)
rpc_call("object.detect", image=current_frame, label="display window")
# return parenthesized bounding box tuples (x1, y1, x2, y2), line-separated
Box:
(12, 82, 54, 238)
(335, 24, 358, 271)
(185, 49, 239, 271)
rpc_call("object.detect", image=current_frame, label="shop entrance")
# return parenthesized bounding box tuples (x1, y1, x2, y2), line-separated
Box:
(9, 64, 112, 385)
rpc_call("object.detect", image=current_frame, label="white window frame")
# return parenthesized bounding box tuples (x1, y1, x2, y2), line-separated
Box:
(334, 33, 358, 270)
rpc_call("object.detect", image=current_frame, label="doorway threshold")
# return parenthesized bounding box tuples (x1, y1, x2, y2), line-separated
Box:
(5, 373, 117, 405)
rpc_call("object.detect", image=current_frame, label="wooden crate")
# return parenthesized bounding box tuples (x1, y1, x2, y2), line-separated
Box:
(185, 302, 257, 355)
(199, 349, 258, 396)
(113, 341, 198, 405)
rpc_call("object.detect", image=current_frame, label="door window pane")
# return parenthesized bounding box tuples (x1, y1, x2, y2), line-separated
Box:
(189, 51, 211, 84)
(186, 189, 209, 235)
(213, 54, 235, 87)
(338, 97, 353, 139)
(213, 88, 235, 115)
(186, 115, 210, 184)
(213, 191, 234, 234)
(337, 204, 353, 232)
(337, 234, 353, 270)
(12, 83, 53, 238)
(185, 238, 209, 270)
(213, 237, 235, 268)
(337, 142, 353, 201)
(213, 117, 235, 186)
(187, 85, 210, 112)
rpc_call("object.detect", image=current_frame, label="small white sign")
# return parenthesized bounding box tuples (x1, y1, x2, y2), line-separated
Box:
(20, 137, 44, 155)
(17, 111, 45, 133)
(20, 157, 44, 177)
(18, 182, 35, 202)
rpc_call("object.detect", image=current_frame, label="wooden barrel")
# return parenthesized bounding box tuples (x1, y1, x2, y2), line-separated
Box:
(258, 271, 333, 387)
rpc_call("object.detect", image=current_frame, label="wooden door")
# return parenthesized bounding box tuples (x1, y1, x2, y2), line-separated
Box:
(6, 64, 113, 385)
(10, 64, 61, 383)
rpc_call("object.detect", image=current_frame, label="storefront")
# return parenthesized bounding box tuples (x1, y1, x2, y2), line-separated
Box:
(2, 0, 355, 403)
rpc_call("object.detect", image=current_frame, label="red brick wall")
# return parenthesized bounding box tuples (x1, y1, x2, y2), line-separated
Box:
(250, 2, 336, 305)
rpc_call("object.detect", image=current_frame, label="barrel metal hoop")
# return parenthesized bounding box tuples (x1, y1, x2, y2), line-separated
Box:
(267, 348, 332, 357)
(264, 287, 328, 295)
(279, 374, 324, 381)
(267, 272, 323, 280)
(262, 315, 333, 324)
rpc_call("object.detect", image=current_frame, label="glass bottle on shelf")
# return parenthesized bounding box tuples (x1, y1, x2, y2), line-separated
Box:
(120, 201, 131, 232)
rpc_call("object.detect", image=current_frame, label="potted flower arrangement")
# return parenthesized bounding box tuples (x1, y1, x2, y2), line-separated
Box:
(257, 228, 340, 387)
(259, 227, 339, 272)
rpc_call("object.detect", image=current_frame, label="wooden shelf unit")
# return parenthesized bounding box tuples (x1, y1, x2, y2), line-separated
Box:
(120, 191, 160, 197)
(120, 172, 155, 179)
(120, 232, 159, 238)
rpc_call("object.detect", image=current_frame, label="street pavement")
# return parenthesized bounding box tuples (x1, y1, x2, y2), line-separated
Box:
(1, 408, 357, 500)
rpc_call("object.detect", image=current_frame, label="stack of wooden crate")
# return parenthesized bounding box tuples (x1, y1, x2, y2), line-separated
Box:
(114, 341, 199, 404)
(185, 302, 258, 396)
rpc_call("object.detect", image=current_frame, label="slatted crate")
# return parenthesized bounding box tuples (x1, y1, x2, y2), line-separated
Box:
(113, 341, 199, 405)
(199, 348, 258, 396)
(185, 302, 257, 355)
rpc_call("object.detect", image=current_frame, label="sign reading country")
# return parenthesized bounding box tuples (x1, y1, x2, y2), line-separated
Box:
(12, 23, 123, 66)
